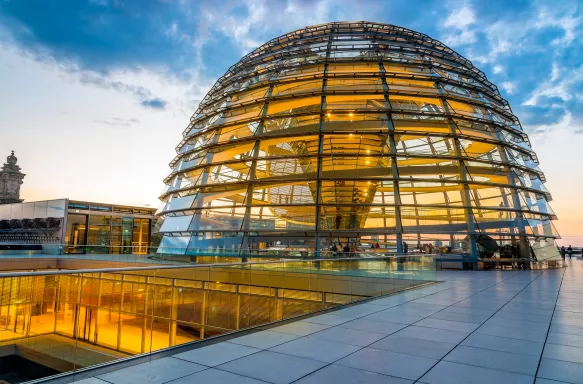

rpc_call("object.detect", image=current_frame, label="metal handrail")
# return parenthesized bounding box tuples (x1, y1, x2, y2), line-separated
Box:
(0, 253, 436, 278)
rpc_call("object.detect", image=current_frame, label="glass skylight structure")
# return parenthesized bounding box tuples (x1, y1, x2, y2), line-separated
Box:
(158, 22, 559, 259)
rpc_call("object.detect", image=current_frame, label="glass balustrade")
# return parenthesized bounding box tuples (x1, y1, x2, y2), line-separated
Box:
(0, 255, 435, 378)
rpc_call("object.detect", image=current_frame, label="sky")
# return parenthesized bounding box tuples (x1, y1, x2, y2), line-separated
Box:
(0, 0, 581, 245)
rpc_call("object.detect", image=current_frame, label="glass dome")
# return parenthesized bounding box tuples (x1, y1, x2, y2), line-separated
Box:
(157, 21, 560, 259)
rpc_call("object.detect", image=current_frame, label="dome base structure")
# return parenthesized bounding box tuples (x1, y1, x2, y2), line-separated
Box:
(157, 22, 560, 260)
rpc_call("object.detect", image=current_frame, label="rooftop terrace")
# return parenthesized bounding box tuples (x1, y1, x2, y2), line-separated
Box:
(27, 257, 583, 384)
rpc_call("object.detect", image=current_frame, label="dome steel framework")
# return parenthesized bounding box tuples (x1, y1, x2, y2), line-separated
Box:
(157, 21, 560, 259)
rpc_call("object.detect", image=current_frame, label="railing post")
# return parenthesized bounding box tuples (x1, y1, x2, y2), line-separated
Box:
(116, 280, 124, 351)
(169, 282, 177, 346)
(200, 281, 207, 339)
(235, 285, 241, 330)
(274, 287, 283, 320)
(94, 276, 102, 344)
(140, 284, 149, 354)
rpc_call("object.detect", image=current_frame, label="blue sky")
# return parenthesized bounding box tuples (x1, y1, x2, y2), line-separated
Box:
(0, 0, 581, 244)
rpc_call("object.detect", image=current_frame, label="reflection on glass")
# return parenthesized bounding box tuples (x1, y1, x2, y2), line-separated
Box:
(87, 215, 111, 254)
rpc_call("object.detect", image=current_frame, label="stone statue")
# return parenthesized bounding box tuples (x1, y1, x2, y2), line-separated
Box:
(0, 150, 25, 204)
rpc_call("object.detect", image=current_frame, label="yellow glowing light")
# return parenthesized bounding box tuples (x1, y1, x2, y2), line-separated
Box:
(349, 112, 353, 116)
(327, 113, 331, 117)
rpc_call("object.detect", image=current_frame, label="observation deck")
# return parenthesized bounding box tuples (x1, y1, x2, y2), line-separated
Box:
(26, 258, 583, 384)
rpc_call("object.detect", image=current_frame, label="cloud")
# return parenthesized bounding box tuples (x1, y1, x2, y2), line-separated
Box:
(523, 112, 582, 142)
(551, 62, 560, 82)
(1, 0, 582, 137)
(523, 65, 583, 106)
(95, 117, 140, 127)
(500, 81, 516, 95)
(535, 4, 581, 46)
(141, 98, 167, 110)
(0, 0, 199, 109)
(474, 2, 581, 64)
(76, 69, 171, 108)
(444, 4, 476, 28)
(441, 4, 477, 46)
(0, 0, 197, 75)
(195, 0, 383, 57)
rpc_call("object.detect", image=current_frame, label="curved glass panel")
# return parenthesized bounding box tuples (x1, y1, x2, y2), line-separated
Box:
(158, 22, 559, 257)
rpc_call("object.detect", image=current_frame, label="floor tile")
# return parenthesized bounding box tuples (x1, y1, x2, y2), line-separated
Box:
(173, 342, 261, 367)
(550, 323, 583, 336)
(362, 312, 424, 325)
(369, 297, 411, 307)
(97, 357, 208, 384)
(269, 336, 361, 363)
(453, 301, 505, 311)
(302, 313, 352, 326)
(535, 378, 568, 384)
(491, 311, 552, 323)
(461, 333, 544, 356)
(392, 325, 470, 344)
(444, 345, 539, 376)
(294, 364, 413, 384)
(502, 305, 554, 316)
(537, 358, 583, 383)
(336, 347, 437, 380)
(309, 325, 387, 346)
(553, 311, 583, 322)
(339, 318, 407, 334)
(543, 343, 583, 364)
(380, 307, 437, 317)
(428, 311, 489, 324)
(413, 298, 459, 306)
(484, 317, 550, 331)
(170, 368, 268, 384)
(476, 324, 548, 342)
(369, 335, 456, 359)
(229, 330, 300, 349)
(415, 318, 481, 332)
(546, 332, 583, 348)
(269, 321, 331, 336)
(441, 306, 497, 316)
(332, 304, 386, 318)
(420, 361, 534, 384)
(217, 351, 327, 384)
(402, 303, 448, 311)
(552, 317, 583, 327)
(555, 305, 583, 314)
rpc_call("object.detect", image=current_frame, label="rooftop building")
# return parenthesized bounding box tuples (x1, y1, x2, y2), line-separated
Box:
(0, 199, 157, 254)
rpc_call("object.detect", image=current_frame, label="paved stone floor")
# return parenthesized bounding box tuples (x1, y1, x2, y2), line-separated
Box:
(77, 258, 583, 384)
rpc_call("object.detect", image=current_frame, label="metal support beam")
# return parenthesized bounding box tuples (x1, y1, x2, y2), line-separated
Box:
(380, 62, 404, 253)
(437, 88, 478, 258)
